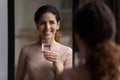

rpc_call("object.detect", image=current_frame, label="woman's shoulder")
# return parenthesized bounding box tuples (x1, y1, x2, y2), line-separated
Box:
(56, 42, 72, 52)
(20, 43, 39, 52)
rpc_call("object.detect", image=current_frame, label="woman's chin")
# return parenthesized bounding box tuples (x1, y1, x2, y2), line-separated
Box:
(43, 36, 52, 40)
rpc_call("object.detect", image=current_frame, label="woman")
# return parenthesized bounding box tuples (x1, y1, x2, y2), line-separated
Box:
(56, 1, 120, 80)
(16, 5, 72, 80)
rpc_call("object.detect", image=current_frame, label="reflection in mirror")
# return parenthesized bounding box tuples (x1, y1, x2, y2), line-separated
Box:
(15, 0, 72, 80)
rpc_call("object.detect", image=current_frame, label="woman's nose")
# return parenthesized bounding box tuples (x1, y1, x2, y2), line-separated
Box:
(45, 23, 50, 29)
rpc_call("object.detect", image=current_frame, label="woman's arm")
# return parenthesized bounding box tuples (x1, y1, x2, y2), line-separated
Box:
(63, 48, 73, 69)
(53, 59, 64, 75)
(54, 48, 73, 74)
(44, 47, 72, 75)
(16, 47, 27, 80)
(43, 51, 64, 75)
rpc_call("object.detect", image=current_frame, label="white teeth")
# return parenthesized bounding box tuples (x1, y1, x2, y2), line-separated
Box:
(45, 31, 51, 35)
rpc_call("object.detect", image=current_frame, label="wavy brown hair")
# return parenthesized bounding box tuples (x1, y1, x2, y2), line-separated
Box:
(86, 40, 120, 80)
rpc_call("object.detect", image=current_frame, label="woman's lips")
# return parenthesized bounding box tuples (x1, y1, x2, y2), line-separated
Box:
(44, 31, 52, 35)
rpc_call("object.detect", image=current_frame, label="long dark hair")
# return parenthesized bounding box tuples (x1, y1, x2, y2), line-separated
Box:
(74, 1, 120, 80)
(34, 5, 61, 42)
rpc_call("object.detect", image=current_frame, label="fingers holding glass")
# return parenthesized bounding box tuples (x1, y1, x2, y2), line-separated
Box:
(43, 51, 59, 62)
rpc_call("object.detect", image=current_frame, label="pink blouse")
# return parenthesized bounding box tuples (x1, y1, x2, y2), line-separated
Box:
(16, 42, 72, 80)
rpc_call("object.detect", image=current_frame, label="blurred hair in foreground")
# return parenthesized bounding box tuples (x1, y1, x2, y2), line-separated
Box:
(56, 1, 120, 80)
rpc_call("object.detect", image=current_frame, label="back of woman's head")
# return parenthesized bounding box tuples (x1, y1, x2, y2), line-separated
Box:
(74, 1, 116, 47)
(74, 1, 120, 80)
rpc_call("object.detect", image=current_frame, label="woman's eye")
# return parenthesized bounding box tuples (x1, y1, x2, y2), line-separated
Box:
(39, 22, 44, 25)
(50, 21, 55, 24)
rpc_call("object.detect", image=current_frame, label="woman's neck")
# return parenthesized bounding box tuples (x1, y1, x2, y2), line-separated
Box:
(41, 38, 57, 46)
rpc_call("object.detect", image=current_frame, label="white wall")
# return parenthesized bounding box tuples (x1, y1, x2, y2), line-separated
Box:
(0, 0, 8, 79)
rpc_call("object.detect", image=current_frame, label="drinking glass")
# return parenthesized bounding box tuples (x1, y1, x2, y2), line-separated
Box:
(41, 40, 51, 61)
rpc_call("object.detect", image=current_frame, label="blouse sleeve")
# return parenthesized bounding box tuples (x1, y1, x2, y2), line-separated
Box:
(64, 47, 73, 69)
(16, 46, 28, 80)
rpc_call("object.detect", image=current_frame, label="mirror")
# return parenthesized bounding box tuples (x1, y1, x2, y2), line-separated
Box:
(15, 0, 72, 76)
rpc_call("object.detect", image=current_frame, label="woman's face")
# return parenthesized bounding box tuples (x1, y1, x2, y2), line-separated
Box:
(37, 12, 60, 40)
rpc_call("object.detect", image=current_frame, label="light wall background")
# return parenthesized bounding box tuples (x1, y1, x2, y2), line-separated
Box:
(0, 0, 8, 79)
(15, 0, 72, 68)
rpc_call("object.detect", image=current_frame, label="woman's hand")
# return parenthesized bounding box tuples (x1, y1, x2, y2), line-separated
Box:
(43, 51, 58, 62)
(43, 51, 64, 74)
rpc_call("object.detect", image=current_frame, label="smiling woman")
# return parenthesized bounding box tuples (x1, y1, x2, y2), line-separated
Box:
(35, 6, 61, 42)
(15, 5, 73, 80)
(15, 0, 72, 68)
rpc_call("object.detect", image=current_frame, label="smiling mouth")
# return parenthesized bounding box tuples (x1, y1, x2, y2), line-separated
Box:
(44, 31, 52, 36)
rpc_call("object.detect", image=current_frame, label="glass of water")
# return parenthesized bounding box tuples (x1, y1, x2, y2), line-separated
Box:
(41, 40, 51, 61)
